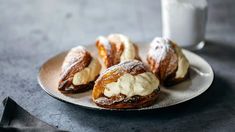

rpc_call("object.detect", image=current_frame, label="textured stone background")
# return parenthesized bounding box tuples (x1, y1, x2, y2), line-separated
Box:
(0, 0, 235, 131)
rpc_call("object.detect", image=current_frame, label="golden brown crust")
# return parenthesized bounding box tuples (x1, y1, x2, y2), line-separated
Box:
(96, 37, 124, 68)
(92, 60, 159, 109)
(59, 79, 95, 94)
(147, 46, 178, 82)
(96, 35, 141, 68)
(147, 39, 189, 86)
(94, 90, 159, 109)
(58, 46, 93, 93)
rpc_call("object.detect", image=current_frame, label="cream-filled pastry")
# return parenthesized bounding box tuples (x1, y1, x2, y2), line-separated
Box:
(92, 60, 160, 109)
(58, 46, 101, 93)
(147, 37, 190, 86)
(96, 34, 141, 68)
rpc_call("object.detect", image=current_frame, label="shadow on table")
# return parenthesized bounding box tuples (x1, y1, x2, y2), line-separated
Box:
(195, 40, 235, 61)
(61, 40, 234, 131)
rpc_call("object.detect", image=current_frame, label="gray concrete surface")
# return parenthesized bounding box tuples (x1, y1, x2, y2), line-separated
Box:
(0, 0, 235, 131)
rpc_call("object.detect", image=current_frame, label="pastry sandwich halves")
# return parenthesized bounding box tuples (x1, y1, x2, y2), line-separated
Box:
(58, 46, 101, 93)
(92, 60, 160, 109)
(96, 34, 141, 68)
(147, 37, 190, 86)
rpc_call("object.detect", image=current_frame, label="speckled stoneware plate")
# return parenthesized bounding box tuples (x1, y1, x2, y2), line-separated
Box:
(38, 44, 214, 111)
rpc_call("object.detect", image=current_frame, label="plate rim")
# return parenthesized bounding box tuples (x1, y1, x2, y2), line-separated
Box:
(37, 47, 214, 111)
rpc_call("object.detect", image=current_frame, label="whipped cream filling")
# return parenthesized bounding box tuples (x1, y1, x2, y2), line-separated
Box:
(72, 58, 101, 85)
(104, 72, 159, 98)
(175, 46, 190, 78)
(108, 34, 136, 61)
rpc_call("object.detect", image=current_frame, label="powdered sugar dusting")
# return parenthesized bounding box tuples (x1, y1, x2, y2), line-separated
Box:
(98, 60, 146, 78)
(148, 37, 171, 62)
(62, 45, 87, 71)
(71, 45, 86, 51)
(97, 36, 111, 52)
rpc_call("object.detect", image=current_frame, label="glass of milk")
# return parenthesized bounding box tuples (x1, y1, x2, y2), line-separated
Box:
(161, 0, 208, 50)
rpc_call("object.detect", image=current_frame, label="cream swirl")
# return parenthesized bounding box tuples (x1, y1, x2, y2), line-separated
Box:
(103, 72, 159, 98)
(72, 58, 101, 85)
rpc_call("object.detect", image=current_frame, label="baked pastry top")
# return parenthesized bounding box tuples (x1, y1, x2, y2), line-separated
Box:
(56, 35, 190, 109)
(58, 46, 101, 93)
(92, 60, 160, 109)
(96, 34, 141, 68)
(147, 37, 190, 86)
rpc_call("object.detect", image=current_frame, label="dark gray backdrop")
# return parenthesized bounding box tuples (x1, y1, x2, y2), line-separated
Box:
(0, 0, 235, 131)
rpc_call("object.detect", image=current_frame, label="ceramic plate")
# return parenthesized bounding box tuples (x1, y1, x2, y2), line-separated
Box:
(38, 44, 214, 111)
